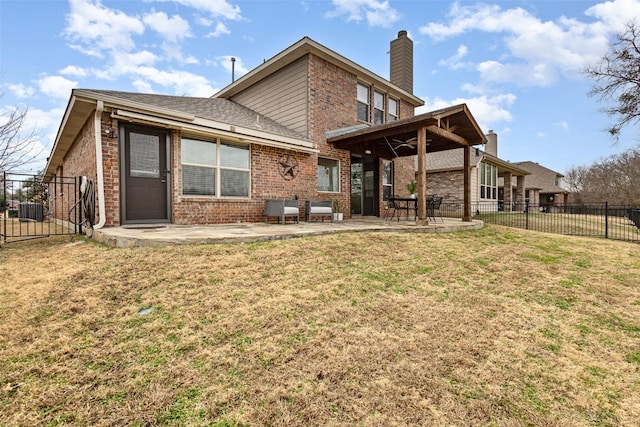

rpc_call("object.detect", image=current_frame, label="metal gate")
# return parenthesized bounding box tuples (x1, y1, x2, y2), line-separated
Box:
(1, 172, 82, 244)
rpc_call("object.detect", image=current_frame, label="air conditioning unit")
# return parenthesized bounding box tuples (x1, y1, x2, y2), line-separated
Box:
(18, 202, 44, 222)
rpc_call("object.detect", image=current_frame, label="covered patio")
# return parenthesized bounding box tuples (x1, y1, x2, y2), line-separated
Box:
(327, 104, 487, 223)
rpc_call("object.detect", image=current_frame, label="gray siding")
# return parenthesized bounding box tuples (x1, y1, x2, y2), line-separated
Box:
(231, 57, 309, 136)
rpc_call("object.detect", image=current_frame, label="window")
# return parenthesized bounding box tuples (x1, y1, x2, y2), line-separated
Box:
(388, 98, 398, 121)
(318, 157, 340, 192)
(480, 162, 497, 200)
(382, 159, 394, 200)
(181, 137, 250, 197)
(357, 83, 370, 122)
(373, 91, 385, 124)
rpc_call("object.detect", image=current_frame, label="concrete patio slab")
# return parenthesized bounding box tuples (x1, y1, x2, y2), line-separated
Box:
(93, 217, 483, 248)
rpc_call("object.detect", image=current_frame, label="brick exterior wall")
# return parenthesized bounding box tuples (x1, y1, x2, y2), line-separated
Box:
(100, 114, 120, 226)
(171, 136, 319, 224)
(426, 171, 465, 203)
(308, 54, 354, 218)
(50, 112, 121, 227)
(54, 52, 418, 226)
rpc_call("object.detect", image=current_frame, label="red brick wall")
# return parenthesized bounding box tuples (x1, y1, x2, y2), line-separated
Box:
(50, 114, 96, 223)
(307, 53, 352, 217)
(171, 138, 319, 224)
(54, 112, 121, 226)
(100, 114, 120, 226)
(54, 53, 419, 226)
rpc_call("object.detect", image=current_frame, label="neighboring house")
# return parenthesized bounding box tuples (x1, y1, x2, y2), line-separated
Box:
(424, 131, 531, 211)
(506, 161, 569, 208)
(44, 31, 486, 228)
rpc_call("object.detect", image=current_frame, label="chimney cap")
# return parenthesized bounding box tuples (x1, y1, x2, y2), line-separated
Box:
(398, 30, 408, 38)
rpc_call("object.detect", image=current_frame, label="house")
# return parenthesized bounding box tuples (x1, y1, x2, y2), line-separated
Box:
(424, 130, 532, 211)
(44, 31, 486, 229)
(505, 161, 569, 208)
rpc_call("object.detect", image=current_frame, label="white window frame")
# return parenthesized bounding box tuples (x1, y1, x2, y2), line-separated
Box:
(388, 98, 398, 122)
(181, 136, 251, 198)
(357, 83, 370, 122)
(373, 90, 385, 125)
(317, 156, 340, 193)
(479, 162, 497, 200)
(382, 159, 394, 200)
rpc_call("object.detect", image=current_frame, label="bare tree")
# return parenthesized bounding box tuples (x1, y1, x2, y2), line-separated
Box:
(585, 20, 640, 140)
(567, 148, 640, 205)
(1, 99, 43, 172)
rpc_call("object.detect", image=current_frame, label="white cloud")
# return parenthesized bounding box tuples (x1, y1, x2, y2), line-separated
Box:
(143, 10, 192, 43)
(37, 76, 78, 100)
(59, 65, 88, 77)
(586, 0, 640, 28)
(152, 0, 242, 20)
(206, 22, 231, 37)
(11, 106, 67, 170)
(7, 83, 35, 99)
(64, 0, 145, 56)
(132, 67, 216, 97)
(418, 0, 639, 87)
(326, 0, 400, 28)
(554, 121, 570, 131)
(438, 44, 469, 70)
(111, 51, 159, 74)
(416, 93, 516, 132)
(477, 60, 557, 87)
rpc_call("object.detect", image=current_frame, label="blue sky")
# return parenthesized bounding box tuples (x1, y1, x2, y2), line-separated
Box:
(1, 0, 639, 175)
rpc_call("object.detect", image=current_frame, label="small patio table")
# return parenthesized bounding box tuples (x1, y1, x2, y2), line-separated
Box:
(388, 196, 418, 221)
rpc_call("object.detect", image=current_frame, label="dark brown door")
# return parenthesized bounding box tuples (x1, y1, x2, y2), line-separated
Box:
(124, 126, 168, 222)
(362, 155, 377, 215)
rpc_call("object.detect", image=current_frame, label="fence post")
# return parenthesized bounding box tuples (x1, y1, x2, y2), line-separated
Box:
(525, 200, 529, 230)
(2, 171, 6, 244)
(605, 201, 609, 239)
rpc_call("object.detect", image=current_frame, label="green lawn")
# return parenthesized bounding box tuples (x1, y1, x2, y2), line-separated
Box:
(1, 225, 639, 426)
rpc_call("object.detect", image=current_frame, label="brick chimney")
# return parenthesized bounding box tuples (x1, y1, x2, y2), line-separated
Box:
(485, 130, 498, 156)
(390, 30, 413, 94)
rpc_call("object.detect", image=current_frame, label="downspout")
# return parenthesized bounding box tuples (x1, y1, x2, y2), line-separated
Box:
(93, 100, 107, 229)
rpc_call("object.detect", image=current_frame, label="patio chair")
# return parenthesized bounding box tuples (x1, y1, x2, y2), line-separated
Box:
(264, 199, 299, 224)
(383, 195, 397, 220)
(305, 200, 333, 222)
(428, 196, 443, 222)
(391, 194, 412, 221)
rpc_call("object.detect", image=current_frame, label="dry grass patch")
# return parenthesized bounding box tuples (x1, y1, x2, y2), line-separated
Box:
(1, 225, 639, 426)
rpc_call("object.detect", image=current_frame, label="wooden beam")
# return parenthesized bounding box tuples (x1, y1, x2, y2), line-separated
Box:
(426, 125, 469, 146)
(417, 126, 427, 222)
(463, 146, 471, 222)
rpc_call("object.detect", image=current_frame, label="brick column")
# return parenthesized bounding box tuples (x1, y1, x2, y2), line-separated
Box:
(503, 171, 512, 212)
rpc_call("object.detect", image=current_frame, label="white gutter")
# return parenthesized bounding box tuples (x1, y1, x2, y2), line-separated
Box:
(94, 100, 106, 229)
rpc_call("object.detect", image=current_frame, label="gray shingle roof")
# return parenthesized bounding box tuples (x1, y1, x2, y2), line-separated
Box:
(426, 148, 482, 171)
(83, 89, 309, 141)
(511, 161, 567, 193)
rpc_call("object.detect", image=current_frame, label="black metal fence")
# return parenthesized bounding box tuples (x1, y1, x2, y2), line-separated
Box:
(438, 201, 640, 243)
(1, 172, 81, 244)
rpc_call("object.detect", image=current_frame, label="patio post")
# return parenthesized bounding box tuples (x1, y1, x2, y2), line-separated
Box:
(416, 126, 427, 223)
(463, 146, 471, 221)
